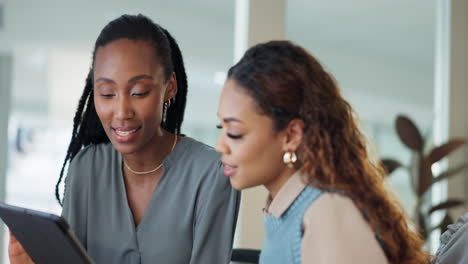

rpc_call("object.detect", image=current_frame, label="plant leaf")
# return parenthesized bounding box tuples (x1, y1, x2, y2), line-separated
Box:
(427, 139, 467, 165)
(417, 211, 427, 240)
(433, 162, 468, 184)
(428, 199, 465, 215)
(418, 157, 433, 196)
(396, 115, 424, 152)
(409, 153, 420, 194)
(439, 214, 454, 235)
(381, 159, 403, 175)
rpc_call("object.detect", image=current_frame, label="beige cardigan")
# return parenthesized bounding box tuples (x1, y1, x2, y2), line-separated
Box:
(264, 172, 388, 264)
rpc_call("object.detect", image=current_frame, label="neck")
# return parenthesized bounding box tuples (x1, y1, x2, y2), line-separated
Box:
(264, 166, 297, 199)
(122, 129, 176, 177)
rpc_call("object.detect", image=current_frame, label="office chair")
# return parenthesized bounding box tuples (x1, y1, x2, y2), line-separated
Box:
(230, 248, 260, 264)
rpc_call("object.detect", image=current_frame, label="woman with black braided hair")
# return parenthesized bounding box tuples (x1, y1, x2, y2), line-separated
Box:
(9, 14, 239, 264)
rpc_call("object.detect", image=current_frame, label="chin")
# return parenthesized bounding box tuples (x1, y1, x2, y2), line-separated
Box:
(111, 142, 139, 155)
(230, 178, 259, 191)
(229, 178, 248, 191)
(228, 178, 241, 190)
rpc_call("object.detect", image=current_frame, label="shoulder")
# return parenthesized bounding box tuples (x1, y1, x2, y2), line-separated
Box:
(172, 136, 222, 170)
(171, 136, 232, 192)
(66, 142, 114, 183)
(179, 136, 220, 160)
(301, 192, 388, 263)
(304, 192, 361, 224)
(69, 142, 114, 167)
(303, 192, 372, 237)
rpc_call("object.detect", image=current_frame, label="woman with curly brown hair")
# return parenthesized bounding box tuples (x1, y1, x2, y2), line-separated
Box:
(215, 40, 431, 264)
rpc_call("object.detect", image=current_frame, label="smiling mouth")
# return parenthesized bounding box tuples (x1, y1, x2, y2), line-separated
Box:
(222, 162, 237, 176)
(114, 128, 139, 136)
(112, 127, 142, 137)
(224, 164, 236, 169)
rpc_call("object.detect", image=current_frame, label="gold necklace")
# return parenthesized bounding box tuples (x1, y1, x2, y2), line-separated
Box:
(124, 134, 178, 175)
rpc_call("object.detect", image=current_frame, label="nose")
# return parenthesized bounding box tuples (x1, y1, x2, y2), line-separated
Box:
(215, 134, 230, 155)
(115, 95, 134, 120)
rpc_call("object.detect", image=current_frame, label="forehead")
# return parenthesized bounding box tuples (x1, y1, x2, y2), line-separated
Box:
(94, 39, 161, 74)
(218, 79, 272, 126)
(219, 79, 255, 114)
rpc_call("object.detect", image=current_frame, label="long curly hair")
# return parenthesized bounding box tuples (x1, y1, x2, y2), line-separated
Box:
(227, 40, 430, 264)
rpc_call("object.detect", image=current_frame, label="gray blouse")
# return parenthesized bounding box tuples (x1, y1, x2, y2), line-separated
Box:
(61, 136, 240, 264)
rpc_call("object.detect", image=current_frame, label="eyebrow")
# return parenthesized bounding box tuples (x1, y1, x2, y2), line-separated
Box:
(222, 117, 243, 123)
(128, 74, 154, 83)
(95, 74, 154, 84)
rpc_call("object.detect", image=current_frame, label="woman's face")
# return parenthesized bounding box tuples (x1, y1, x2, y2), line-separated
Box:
(93, 39, 176, 155)
(215, 79, 288, 191)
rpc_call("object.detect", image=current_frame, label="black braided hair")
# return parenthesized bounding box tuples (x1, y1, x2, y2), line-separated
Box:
(161, 28, 187, 133)
(55, 14, 188, 205)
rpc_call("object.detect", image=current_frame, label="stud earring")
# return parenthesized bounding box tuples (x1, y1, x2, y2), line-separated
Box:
(283, 151, 297, 168)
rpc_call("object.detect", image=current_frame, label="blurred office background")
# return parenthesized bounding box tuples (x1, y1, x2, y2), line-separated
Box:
(0, 0, 467, 262)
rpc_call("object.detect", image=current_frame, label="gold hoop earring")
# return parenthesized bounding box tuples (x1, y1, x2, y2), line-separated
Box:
(283, 151, 297, 168)
(165, 99, 171, 109)
(163, 98, 174, 124)
(162, 101, 169, 124)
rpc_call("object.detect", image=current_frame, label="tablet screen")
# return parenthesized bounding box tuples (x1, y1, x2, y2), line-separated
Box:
(0, 202, 93, 264)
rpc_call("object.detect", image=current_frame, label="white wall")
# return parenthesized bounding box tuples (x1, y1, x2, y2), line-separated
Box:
(4, 0, 235, 125)
(0, 53, 12, 264)
(4, 0, 435, 132)
(287, 0, 435, 129)
(445, 0, 468, 218)
(288, 0, 435, 107)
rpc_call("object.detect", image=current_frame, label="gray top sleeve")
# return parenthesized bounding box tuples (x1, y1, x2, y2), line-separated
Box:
(189, 162, 240, 263)
(433, 213, 468, 264)
(61, 146, 93, 249)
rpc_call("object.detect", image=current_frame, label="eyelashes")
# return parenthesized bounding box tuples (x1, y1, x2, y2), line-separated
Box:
(227, 134, 243, 140)
(99, 91, 150, 98)
(100, 94, 114, 98)
(216, 124, 243, 140)
(131, 91, 150, 97)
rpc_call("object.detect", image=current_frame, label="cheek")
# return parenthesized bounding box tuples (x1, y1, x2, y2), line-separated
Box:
(140, 100, 163, 123)
(93, 97, 109, 123)
(233, 138, 283, 186)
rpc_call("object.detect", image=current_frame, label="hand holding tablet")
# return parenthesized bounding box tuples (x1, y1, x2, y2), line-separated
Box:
(9, 232, 34, 264)
(0, 202, 93, 264)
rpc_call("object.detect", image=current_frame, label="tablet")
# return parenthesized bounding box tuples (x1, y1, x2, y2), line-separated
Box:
(0, 202, 94, 264)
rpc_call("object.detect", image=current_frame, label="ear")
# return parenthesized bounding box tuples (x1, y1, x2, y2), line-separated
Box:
(164, 72, 178, 101)
(282, 119, 304, 152)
